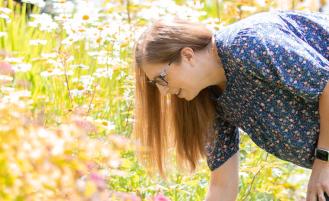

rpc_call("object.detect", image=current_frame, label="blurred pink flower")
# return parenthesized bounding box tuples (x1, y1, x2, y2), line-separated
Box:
(0, 61, 14, 76)
(154, 193, 171, 201)
(89, 172, 106, 190)
(86, 161, 98, 171)
(73, 117, 97, 133)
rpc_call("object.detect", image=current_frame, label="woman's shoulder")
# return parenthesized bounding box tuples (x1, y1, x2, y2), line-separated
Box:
(214, 9, 328, 40)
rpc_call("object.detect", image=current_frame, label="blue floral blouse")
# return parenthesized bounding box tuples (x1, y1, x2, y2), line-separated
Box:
(205, 10, 329, 171)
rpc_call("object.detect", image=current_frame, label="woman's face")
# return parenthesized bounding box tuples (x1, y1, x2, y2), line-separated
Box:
(142, 47, 212, 101)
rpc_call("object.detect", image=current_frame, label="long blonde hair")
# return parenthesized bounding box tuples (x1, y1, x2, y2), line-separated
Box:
(132, 18, 219, 179)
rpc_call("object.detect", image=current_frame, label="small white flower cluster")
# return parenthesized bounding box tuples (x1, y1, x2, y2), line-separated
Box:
(11, 63, 32, 72)
(0, 32, 7, 37)
(40, 68, 73, 78)
(0, 7, 11, 22)
(28, 13, 58, 32)
(93, 67, 113, 79)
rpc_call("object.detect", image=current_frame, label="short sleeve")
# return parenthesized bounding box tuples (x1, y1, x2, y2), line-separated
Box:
(204, 117, 240, 171)
(231, 26, 329, 103)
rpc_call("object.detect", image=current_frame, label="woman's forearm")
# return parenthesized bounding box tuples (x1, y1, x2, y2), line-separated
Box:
(205, 184, 238, 201)
(318, 81, 329, 150)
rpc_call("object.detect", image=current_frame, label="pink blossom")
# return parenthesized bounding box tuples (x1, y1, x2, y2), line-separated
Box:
(89, 172, 106, 190)
(0, 61, 14, 76)
(73, 118, 97, 133)
(154, 193, 171, 201)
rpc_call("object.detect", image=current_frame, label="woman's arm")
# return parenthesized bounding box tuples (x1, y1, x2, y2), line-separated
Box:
(318, 81, 329, 153)
(306, 82, 329, 201)
(205, 151, 239, 201)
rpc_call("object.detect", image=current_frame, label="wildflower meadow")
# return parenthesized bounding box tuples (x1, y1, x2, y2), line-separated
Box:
(0, 0, 324, 200)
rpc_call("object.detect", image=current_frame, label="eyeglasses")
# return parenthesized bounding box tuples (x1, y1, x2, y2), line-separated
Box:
(147, 48, 182, 87)
(147, 61, 173, 87)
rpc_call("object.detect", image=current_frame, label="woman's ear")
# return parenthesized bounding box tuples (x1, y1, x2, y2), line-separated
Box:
(181, 47, 194, 61)
(181, 47, 195, 67)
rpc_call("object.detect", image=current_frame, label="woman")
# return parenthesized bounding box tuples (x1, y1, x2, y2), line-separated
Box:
(132, 10, 329, 201)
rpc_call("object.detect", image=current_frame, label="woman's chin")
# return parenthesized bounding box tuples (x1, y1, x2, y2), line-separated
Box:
(184, 94, 197, 101)
(178, 90, 197, 101)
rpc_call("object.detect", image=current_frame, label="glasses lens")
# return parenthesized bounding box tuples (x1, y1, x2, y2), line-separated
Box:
(155, 76, 168, 86)
(147, 78, 166, 86)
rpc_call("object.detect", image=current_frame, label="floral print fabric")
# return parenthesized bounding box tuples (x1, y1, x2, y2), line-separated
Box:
(205, 10, 329, 171)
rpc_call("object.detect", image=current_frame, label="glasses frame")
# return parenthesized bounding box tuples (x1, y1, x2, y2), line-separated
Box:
(147, 60, 174, 87)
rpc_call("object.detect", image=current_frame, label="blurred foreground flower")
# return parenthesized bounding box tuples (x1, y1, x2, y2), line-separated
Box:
(0, 61, 14, 76)
(153, 193, 171, 201)
(0, 100, 137, 201)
